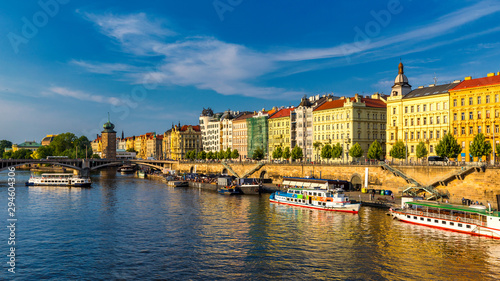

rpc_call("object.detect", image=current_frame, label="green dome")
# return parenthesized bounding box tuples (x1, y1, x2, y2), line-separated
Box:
(103, 121, 115, 130)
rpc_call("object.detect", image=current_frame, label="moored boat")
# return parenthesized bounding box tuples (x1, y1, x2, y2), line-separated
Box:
(118, 165, 135, 174)
(137, 170, 147, 178)
(218, 186, 243, 195)
(270, 187, 361, 213)
(25, 173, 92, 187)
(167, 181, 188, 187)
(390, 198, 500, 239)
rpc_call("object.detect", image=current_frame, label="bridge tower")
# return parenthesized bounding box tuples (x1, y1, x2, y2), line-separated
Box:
(101, 114, 116, 159)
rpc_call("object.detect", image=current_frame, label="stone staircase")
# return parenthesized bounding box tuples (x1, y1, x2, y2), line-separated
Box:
(240, 162, 265, 179)
(221, 162, 240, 178)
(427, 165, 482, 187)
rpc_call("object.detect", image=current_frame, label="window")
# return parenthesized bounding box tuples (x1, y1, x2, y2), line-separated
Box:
(405, 119, 408, 126)
(461, 127, 465, 135)
(423, 104, 427, 111)
(486, 110, 490, 118)
(461, 112, 465, 120)
(436, 130, 440, 139)
(423, 131, 427, 139)
(430, 103, 434, 111)
(453, 113, 457, 121)
(461, 98, 465, 106)
(405, 132, 408, 140)
(417, 118, 420, 125)
(453, 99, 457, 107)
(411, 119, 414, 126)
(393, 120, 396, 127)
(417, 105, 420, 112)
(469, 97, 473, 105)
(437, 103, 440, 110)
(444, 102, 448, 109)
(436, 116, 440, 124)
(462, 141, 465, 149)
(392, 108, 396, 114)
(496, 94, 499, 103)
(405, 106, 408, 113)
(454, 127, 458, 135)
(430, 131, 433, 139)
(411, 106, 414, 113)
(390, 133, 394, 140)
(469, 112, 473, 120)
(444, 116, 448, 124)
(487, 125, 490, 134)
(469, 127, 473, 135)
(478, 126, 482, 134)
(417, 131, 420, 139)
(430, 145, 434, 153)
(430, 117, 433, 125)
(496, 125, 499, 134)
(478, 111, 482, 119)
(423, 117, 427, 125)
(478, 96, 481, 104)
(486, 95, 490, 103)
(411, 132, 414, 140)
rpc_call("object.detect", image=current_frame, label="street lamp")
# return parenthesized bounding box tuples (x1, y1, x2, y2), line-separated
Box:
(405, 129, 408, 165)
(493, 120, 496, 165)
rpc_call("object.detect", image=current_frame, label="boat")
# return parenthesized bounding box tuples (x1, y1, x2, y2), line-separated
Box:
(25, 173, 92, 187)
(390, 198, 500, 239)
(217, 186, 243, 195)
(137, 170, 147, 178)
(237, 178, 263, 195)
(270, 187, 361, 213)
(167, 181, 189, 187)
(118, 165, 135, 174)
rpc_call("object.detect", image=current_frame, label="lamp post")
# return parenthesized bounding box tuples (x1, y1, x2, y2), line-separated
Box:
(405, 129, 408, 165)
(493, 120, 496, 165)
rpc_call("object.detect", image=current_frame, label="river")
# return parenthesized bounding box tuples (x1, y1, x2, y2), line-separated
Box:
(1, 169, 500, 280)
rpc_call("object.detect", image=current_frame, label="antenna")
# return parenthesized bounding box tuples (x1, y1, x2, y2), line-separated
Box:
(107, 112, 110, 122)
(433, 73, 438, 85)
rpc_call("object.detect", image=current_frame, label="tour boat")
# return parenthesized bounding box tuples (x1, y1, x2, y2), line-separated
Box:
(270, 187, 361, 213)
(137, 170, 147, 178)
(25, 173, 92, 187)
(390, 198, 500, 239)
(118, 165, 135, 174)
(218, 186, 243, 195)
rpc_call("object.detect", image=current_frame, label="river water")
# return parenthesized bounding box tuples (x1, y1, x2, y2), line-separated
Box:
(1, 169, 500, 280)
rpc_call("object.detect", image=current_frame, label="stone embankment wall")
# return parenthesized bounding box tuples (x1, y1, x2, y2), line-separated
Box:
(174, 162, 500, 205)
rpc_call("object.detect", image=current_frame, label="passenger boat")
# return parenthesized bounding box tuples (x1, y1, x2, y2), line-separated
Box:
(270, 187, 361, 213)
(137, 170, 147, 178)
(118, 165, 135, 174)
(25, 173, 92, 187)
(218, 186, 243, 195)
(390, 198, 500, 239)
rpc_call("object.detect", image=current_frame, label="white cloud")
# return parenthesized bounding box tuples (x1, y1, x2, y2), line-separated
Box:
(78, 1, 500, 99)
(47, 86, 125, 106)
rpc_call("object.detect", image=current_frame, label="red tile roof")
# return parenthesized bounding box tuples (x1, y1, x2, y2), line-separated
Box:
(451, 75, 500, 91)
(314, 97, 386, 111)
(180, 125, 200, 132)
(233, 113, 255, 121)
(269, 107, 295, 119)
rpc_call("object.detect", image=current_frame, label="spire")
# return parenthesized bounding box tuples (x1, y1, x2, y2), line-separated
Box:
(108, 112, 110, 122)
(121, 130, 124, 139)
(398, 62, 404, 74)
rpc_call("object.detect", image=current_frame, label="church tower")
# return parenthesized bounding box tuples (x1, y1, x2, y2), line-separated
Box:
(390, 62, 412, 97)
(101, 114, 116, 159)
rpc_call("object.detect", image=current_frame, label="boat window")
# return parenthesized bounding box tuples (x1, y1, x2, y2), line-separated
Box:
(413, 216, 417, 220)
(442, 221, 446, 224)
(427, 219, 431, 222)
(450, 222, 454, 226)
(466, 225, 471, 229)
(420, 218, 424, 221)
(434, 220, 438, 223)
(313, 192, 317, 196)
(458, 224, 462, 227)
(407, 215, 410, 218)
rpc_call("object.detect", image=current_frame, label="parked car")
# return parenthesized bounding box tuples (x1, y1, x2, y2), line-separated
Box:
(428, 156, 448, 165)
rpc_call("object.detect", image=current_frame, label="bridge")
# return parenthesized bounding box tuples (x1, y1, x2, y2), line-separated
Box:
(0, 159, 177, 177)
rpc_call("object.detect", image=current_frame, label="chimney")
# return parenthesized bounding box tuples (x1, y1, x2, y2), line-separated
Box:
(487, 72, 495, 77)
(465, 76, 472, 80)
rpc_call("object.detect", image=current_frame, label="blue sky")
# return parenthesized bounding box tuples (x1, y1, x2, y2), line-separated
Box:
(1, 0, 500, 143)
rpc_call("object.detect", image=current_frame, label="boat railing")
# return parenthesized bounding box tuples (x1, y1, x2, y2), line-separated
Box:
(400, 208, 483, 225)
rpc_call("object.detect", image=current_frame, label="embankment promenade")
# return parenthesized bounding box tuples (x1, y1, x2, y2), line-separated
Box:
(173, 162, 500, 205)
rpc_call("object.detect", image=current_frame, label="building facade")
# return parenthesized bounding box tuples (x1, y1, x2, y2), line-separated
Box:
(313, 93, 387, 162)
(146, 134, 163, 159)
(101, 120, 116, 159)
(199, 108, 222, 152)
(450, 73, 500, 162)
(268, 107, 294, 158)
(247, 109, 277, 159)
(170, 125, 202, 160)
(232, 112, 254, 160)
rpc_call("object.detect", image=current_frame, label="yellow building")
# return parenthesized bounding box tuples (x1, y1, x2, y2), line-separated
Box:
(91, 136, 102, 154)
(450, 73, 500, 162)
(170, 125, 202, 160)
(386, 78, 459, 161)
(313, 93, 387, 162)
(41, 134, 57, 146)
(268, 107, 294, 158)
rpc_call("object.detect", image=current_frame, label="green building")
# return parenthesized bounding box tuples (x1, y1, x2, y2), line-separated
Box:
(247, 109, 277, 159)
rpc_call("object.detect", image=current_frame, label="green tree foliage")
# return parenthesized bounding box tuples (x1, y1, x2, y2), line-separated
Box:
(367, 140, 383, 160)
(320, 144, 332, 161)
(48, 133, 92, 158)
(282, 147, 291, 160)
(126, 148, 137, 153)
(2, 151, 13, 159)
(12, 149, 33, 159)
(469, 133, 492, 160)
(496, 144, 500, 159)
(313, 141, 322, 160)
(33, 145, 54, 159)
(349, 142, 363, 159)
(390, 140, 406, 160)
(0, 140, 12, 154)
(291, 146, 303, 161)
(186, 150, 197, 160)
(435, 133, 462, 159)
(331, 143, 343, 159)
(416, 141, 428, 161)
(216, 151, 223, 160)
(91, 154, 101, 159)
(231, 149, 239, 159)
(272, 146, 283, 159)
(252, 147, 264, 160)
(225, 147, 232, 159)
(207, 151, 214, 160)
(198, 151, 207, 160)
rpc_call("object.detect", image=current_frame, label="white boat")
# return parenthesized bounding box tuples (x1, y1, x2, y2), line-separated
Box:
(390, 198, 500, 239)
(25, 173, 92, 187)
(270, 187, 361, 214)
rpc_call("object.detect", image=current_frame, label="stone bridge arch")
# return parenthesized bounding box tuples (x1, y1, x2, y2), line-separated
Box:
(259, 170, 268, 179)
(190, 166, 194, 173)
(222, 167, 228, 175)
(350, 173, 363, 191)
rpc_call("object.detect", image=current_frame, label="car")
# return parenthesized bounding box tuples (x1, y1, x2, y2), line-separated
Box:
(428, 156, 448, 165)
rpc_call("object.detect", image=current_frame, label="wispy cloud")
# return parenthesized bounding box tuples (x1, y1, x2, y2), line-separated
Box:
(77, 1, 500, 99)
(46, 86, 125, 105)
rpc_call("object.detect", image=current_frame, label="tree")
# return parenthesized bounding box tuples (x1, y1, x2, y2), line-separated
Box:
(216, 151, 223, 160)
(282, 147, 291, 161)
(198, 151, 206, 160)
(252, 147, 264, 160)
(225, 147, 232, 159)
(320, 144, 332, 162)
(313, 141, 323, 161)
(272, 146, 283, 159)
(416, 141, 428, 162)
(2, 151, 13, 159)
(91, 154, 100, 159)
(187, 150, 197, 161)
(12, 149, 33, 159)
(291, 146, 303, 161)
(33, 145, 54, 159)
(469, 133, 492, 161)
(207, 151, 214, 160)
(436, 133, 462, 159)
(47, 133, 92, 159)
(496, 144, 500, 160)
(126, 148, 137, 153)
(231, 149, 239, 160)
(367, 140, 383, 160)
(349, 142, 363, 160)
(390, 140, 406, 160)
(331, 143, 343, 160)
(0, 140, 12, 154)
